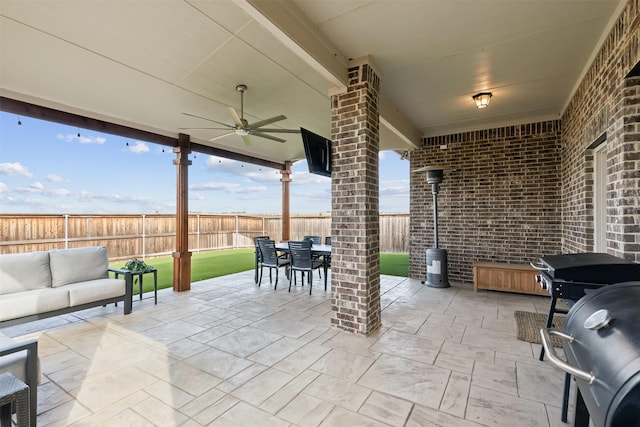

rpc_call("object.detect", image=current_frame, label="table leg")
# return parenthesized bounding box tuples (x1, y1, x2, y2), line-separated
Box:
(323, 259, 328, 291)
(153, 270, 158, 305)
(138, 273, 143, 300)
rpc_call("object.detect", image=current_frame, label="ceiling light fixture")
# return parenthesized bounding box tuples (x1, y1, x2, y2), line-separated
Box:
(472, 92, 492, 109)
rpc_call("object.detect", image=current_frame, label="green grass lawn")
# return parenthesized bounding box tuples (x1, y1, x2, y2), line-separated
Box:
(115, 249, 409, 294)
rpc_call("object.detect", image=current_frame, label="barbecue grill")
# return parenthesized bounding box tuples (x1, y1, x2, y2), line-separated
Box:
(531, 252, 640, 343)
(541, 281, 640, 427)
(531, 252, 640, 422)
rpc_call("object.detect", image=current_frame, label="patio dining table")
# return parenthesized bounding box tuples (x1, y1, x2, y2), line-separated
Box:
(275, 242, 331, 289)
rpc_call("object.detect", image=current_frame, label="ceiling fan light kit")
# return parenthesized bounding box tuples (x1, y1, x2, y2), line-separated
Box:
(181, 84, 300, 146)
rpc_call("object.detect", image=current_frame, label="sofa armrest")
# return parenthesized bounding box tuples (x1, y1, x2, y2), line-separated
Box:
(108, 268, 134, 315)
(0, 337, 38, 427)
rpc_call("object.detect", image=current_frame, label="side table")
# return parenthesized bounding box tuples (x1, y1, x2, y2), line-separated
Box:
(111, 268, 158, 304)
(0, 372, 30, 427)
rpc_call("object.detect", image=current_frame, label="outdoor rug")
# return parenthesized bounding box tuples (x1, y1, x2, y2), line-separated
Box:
(514, 311, 565, 348)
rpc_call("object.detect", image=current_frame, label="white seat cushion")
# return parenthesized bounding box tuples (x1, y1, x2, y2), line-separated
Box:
(0, 251, 51, 294)
(0, 288, 69, 322)
(66, 278, 125, 306)
(49, 246, 109, 287)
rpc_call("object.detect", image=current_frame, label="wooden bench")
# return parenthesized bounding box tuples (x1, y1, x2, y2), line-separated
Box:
(473, 261, 548, 296)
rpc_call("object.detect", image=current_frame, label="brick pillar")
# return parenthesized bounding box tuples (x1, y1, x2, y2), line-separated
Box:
(610, 75, 640, 261)
(330, 62, 381, 335)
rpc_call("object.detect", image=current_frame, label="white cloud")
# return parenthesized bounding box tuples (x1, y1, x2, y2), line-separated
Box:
(56, 133, 106, 144)
(128, 141, 150, 153)
(290, 171, 330, 185)
(190, 181, 267, 194)
(54, 188, 71, 196)
(46, 173, 64, 182)
(0, 182, 7, 192)
(380, 179, 410, 196)
(0, 162, 33, 178)
(204, 156, 279, 184)
(30, 182, 44, 190)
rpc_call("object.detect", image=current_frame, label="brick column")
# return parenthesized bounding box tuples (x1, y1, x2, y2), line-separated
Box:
(330, 61, 381, 335)
(610, 75, 640, 261)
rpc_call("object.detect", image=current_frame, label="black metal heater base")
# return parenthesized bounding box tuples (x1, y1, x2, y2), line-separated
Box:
(425, 248, 450, 288)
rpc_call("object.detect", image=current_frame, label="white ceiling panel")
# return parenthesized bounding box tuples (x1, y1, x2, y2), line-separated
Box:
(0, 0, 626, 164)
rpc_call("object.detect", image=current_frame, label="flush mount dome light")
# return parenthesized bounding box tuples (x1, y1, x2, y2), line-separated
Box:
(472, 92, 492, 109)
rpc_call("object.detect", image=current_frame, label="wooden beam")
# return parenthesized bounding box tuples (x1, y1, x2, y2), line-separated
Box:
(1, 96, 176, 147)
(0, 96, 285, 170)
(280, 161, 292, 241)
(172, 134, 192, 292)
(190, 142, 284, 170)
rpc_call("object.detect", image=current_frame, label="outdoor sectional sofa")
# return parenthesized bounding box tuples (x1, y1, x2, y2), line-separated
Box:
(0, 246, 133, 327)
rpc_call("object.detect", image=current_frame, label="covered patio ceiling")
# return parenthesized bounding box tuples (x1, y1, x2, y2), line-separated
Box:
(0, 0, 625, 167)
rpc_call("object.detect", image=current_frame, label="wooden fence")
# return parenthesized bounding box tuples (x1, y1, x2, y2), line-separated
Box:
(0, 213, 409, 260)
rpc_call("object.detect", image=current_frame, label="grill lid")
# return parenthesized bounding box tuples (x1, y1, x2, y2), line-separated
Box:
(539, 253, 640, 283)
(562, 281, 640, 427)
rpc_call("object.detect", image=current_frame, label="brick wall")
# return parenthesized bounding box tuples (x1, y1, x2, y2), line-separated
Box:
(409, 122, 563, 283)
(561, 0, 640, 261)
(330, 63, 382, 334)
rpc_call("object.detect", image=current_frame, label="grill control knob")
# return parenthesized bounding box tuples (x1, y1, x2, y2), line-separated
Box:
(536, 275, 548, 290)
(584, 309, 612, 330)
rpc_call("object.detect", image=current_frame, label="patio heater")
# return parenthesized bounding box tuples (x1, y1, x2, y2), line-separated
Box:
(414, 166, 450, 288)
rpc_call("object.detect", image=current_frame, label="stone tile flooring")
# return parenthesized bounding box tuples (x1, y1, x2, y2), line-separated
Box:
(2, 271, 574, 426)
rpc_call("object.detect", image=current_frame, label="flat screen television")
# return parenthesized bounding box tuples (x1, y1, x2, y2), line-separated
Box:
(300, 128, 332, 177)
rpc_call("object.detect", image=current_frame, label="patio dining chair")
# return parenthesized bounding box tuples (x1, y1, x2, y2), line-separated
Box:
(288, 240, 323, 294)
(257, 239, 289, 289)
(253, 236, 270, 284)
(303, 235, 323, 278)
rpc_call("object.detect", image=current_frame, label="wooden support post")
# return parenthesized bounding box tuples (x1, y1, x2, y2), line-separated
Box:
(173, 133, 192, 292)
(280, 161, 292, 242)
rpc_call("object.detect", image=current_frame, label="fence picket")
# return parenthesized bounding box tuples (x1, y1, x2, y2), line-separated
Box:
(0, 213, 408, 258)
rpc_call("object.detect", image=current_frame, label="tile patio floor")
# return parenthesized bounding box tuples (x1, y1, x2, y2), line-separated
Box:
(2, 271, 574, 426)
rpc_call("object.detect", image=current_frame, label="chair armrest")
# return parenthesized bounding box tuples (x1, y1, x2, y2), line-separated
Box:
(0, 338, 39, 387)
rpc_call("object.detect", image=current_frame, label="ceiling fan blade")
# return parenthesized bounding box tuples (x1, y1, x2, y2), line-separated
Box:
(181, 112, 233, 128)
(178, 127, 231, 130)
(227, 107, 243, 127)
(208, 132, 235, 142)
(255, 128, 301, 134)
(250, 115, 287, 129)
(241, 135, 252, 146)
(251, 131, 286, 143)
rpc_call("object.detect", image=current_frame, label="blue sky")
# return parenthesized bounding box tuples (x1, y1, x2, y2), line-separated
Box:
(0, 112, 410, 214)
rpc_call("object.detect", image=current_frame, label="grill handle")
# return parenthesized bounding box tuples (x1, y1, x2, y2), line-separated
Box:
(529, 262, 550, 272)
(540, 328, 596, 384)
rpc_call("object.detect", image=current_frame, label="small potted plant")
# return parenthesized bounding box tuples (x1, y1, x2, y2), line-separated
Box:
(123, 259, 154, 286)
(124, 258, 151, 272)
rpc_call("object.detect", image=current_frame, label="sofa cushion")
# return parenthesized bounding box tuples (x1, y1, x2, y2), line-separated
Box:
(0, 251, 51, 295)
(0, 288, 69, 322)
(49, 246, 109, 287)
(66, 278, 125, 306)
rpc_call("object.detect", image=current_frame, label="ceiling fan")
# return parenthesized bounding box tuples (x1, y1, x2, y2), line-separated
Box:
(181, 84, 300, 146)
